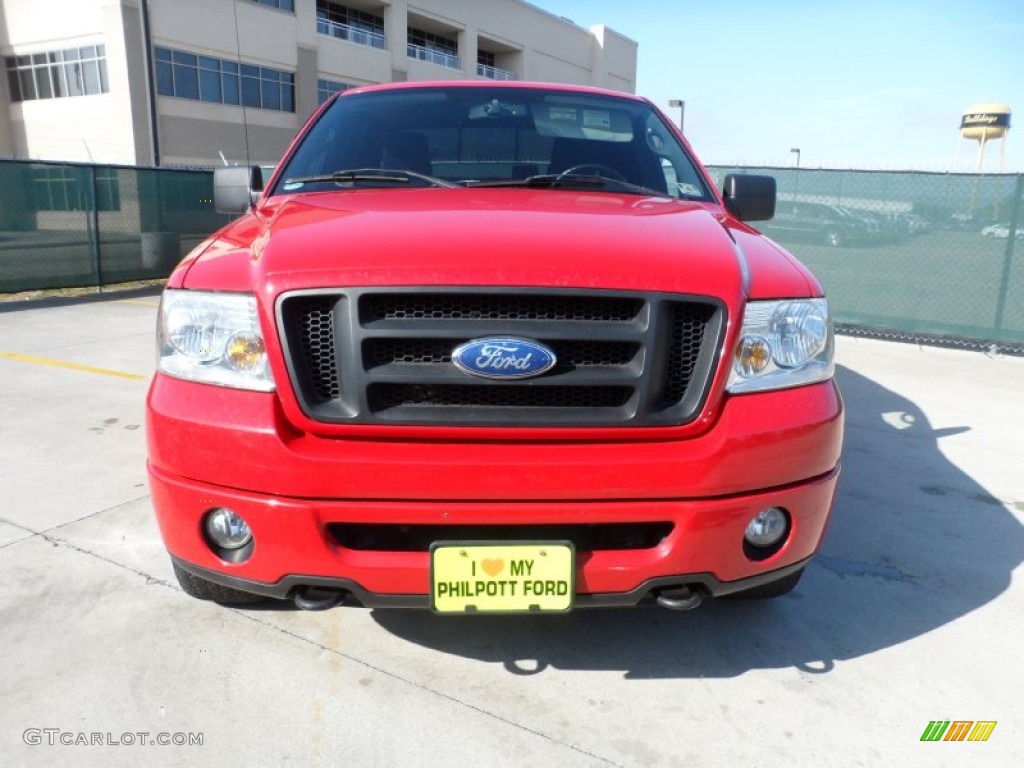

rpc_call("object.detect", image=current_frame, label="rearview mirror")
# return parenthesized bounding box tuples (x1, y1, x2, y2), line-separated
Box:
(214, 165, 264, 214)
(722, 174, 776, 222)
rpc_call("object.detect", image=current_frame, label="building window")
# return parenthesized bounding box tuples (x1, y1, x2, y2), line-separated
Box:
(5, 45, 108, 102)
(155, 47, 294, 112)
(247, 0, 294, 11)
(407, 28, 459, 70)
(317, 78, 351, 104)
(476, 50, 515, 81)
(94, 168, 120, 211)
(32, 166, 119, 212)
(316, 2, 386, 50)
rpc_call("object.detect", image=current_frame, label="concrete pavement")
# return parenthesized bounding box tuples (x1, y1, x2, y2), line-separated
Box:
(1, 293, 1021, 767)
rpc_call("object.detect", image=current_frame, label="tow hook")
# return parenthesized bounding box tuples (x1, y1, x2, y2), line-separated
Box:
(293, 586, 347, 611)
(655, 586, 703, 611)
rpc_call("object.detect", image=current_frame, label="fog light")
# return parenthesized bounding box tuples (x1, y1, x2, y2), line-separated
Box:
(744, 507, 788, 548)
(205, 508, 252, 550)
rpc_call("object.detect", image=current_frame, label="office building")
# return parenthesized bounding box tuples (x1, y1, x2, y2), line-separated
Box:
(0, 0, 638, 166)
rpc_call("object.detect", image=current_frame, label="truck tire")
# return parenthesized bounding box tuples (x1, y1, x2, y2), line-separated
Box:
(172, 561, 265, 605)
(727, 567, 804, 599)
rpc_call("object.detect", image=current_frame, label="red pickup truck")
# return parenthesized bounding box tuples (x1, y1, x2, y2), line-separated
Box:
(147, 82, 843, 613)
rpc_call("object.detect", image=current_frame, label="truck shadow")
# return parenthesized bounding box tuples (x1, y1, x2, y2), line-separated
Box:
(368, 364, 1023, 678)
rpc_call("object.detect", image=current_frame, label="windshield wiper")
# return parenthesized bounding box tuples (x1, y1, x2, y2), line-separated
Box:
(527, 174, 611, 189)
(466, 174, 602, 189)
(465, 174, 668, 197)
(282, 168, 457, 189)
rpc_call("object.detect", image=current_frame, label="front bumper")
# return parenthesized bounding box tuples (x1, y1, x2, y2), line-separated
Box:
(147, 375, 843, 605)
(150, 461, 840, 603)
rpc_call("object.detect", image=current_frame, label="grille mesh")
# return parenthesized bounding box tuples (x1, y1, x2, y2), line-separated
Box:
(369, 383, 633, 410)
(294, 298, 338, 400)
(361, 293, 644, 323)
(662, 304, 716, 405)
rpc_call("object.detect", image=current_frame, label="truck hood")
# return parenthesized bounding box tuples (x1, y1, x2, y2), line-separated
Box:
(181, 189, 749, 299)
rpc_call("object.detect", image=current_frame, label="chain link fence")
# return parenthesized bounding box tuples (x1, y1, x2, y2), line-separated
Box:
(0, 159, 230, 293)
(2, 159, 1021, 351)
(708, 166, 1024, 352)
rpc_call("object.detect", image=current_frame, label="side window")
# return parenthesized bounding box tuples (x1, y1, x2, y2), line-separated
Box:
(660, 158, 678, 193)
(644, 113, 706, 199)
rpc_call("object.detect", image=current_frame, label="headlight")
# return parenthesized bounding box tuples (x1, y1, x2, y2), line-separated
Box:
(726, 299, 833, 394)
(158, 290, 275, 391)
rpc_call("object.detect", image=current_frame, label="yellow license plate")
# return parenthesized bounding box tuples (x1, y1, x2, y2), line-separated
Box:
(430, 542, 575, 614)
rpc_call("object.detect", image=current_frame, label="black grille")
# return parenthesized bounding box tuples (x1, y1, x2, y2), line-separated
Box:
(329, 522, 674, 552)
(278, 288, 723, 427)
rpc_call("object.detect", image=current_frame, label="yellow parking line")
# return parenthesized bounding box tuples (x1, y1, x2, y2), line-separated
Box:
(116, 299, 161, 307)
(0, 351, 147, 381)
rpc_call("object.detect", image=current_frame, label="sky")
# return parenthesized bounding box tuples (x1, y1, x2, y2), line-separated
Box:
(534, 0, 1024, 171)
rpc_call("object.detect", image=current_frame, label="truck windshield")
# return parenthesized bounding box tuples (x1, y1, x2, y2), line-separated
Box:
(272, 86, 712, 200)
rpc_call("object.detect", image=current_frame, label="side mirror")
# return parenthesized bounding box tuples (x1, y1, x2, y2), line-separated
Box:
(214, 165, 264, 214)
(722, 174, 776, 222)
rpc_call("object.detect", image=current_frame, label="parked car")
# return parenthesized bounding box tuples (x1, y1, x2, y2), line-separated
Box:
(148, 82, 842, 614)
(848, 208, 909, 241)
(981, 224, 1024, 239)
(763, 200, 880, 246)
(883, 212, 928, 235)
(948, 214, 981, 231)
(837, 207, 897, 241)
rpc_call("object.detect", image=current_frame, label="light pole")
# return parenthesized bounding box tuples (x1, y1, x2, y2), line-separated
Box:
(789, 148, 802, 197)
(669, 99, 685, 134)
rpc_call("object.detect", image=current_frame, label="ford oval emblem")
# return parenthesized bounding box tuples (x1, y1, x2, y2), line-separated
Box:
(452, 337, 557, 380)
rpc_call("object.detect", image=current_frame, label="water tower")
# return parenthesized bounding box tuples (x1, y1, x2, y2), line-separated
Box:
(955, 103, 1012, 171)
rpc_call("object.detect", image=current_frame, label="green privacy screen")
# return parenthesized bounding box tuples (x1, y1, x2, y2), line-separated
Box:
(708, 166, 1024, 348)
(0, 159, 230, 293)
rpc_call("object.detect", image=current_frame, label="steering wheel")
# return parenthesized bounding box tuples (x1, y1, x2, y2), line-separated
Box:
(557, 163, 627, 182)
